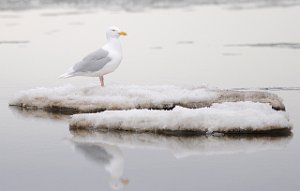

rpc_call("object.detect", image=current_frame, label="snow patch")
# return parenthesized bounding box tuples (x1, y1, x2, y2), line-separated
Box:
(9, 84, 285, 114)
(70, 102, 291, 133)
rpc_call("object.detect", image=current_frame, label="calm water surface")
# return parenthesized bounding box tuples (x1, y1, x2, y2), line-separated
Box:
(0, 1, 300, 190)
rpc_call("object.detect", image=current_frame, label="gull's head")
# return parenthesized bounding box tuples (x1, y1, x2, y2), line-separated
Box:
(106, 26, 127, 39)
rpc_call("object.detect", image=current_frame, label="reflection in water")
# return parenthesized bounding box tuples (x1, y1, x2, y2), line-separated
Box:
(71, 129, 292, 158)
(40, 10, 95, 17)
(71, 139, 129, 190)
(231, 87, 300, 91)
(9, 106, 69, 121)
(44, 29, 60, 35)
(177, 41, 194, 44)
(222, 53, 242, 56)
(5, 22, 19, 27)
(1, 0, 300, 11)
(0, 14, 21, 18)
(70, 129, 291, 188)
(225, 42, 300, 49)
(150, 46, 163, 50)
(68, 21, 85, 26)
(0, 40, 29, 44)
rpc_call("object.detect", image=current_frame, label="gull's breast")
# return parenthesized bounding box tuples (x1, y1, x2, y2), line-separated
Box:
(97, 50, 122, 76)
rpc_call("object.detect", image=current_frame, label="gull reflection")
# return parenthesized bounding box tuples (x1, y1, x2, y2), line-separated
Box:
(71, 136, 129, 190)
(70, 129, 291, 189)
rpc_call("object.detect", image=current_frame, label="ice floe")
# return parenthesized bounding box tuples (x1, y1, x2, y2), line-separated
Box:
(9, 84, 291, 134)
(70, 102, 291, 134)
(9, 84, 285, 114)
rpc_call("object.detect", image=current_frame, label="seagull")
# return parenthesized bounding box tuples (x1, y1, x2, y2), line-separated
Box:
(59, 26, 127, 87)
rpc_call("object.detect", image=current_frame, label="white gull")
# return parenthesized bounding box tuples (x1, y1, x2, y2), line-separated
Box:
(59, 26, 127, 87)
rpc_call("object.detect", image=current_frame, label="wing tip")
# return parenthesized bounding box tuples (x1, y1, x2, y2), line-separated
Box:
(59, 73, 73, 79)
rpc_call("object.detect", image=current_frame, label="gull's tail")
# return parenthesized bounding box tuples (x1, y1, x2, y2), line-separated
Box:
(59, 67, 76, 79)
(59, 72, 74, 79)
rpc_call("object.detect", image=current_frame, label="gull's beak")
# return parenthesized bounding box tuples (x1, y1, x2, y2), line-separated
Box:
(118, 31, 127, 36)
(120, 179, 129, 185)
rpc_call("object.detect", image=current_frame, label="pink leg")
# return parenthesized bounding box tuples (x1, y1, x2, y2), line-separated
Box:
(99, 76, 104, 87)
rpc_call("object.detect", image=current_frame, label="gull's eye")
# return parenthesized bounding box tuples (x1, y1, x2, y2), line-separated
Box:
(112, 29, 116, 32)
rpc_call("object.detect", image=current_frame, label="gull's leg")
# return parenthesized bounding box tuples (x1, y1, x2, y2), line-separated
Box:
(99, 76, 104, 87)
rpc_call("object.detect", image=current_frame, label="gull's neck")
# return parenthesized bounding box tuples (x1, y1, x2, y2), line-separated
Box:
(105, 37, 122, 52)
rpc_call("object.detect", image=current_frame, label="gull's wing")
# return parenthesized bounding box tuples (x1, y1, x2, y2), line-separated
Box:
(73, 48, 111, 73)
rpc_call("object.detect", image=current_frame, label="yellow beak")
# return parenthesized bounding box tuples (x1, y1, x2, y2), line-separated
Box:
(118, 31, 127, 36)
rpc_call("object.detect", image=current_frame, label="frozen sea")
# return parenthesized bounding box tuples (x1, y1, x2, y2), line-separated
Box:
(0, 0, 300, 190)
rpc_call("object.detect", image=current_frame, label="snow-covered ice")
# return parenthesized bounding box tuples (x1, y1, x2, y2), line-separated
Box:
(70, 101, 291, 134)
(9, 84, 285, 114)
(71, 130, 292, 158)
(9, 84, 291, 133)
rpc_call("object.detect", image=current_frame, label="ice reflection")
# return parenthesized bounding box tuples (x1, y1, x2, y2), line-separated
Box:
(0, 40, 29, 44)
(70, 129, 292, 158)
(226, 42, 300, 49)
(177, 41, 194, 44)
(9, 106, 69, 121)
(231, 87, 300, 91)
(71, 137, 129, 190)
(70, 129, 291, 189)
(1, 0, 300, 11)
(44, 29, 60, 35)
